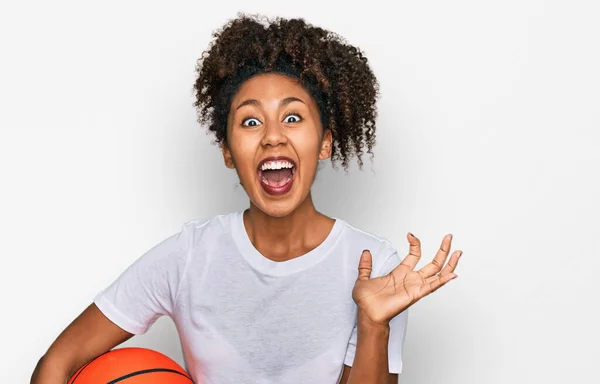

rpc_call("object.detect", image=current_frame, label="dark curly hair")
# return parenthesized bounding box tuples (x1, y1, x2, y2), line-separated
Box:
(193, 13, 379, 170)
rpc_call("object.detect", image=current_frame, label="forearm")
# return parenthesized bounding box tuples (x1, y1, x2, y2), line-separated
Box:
(30, 355, 71, 384)
(346, 315, 391, 384)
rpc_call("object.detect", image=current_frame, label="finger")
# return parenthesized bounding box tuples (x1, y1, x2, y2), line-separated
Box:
(424, 251, 461, 287)
(400, 233, 421, 270)
(417, 234, 453, 278)
(420, 272, 458, 297)
(357, 250, 373, 281)
(431, 250, 462, 279)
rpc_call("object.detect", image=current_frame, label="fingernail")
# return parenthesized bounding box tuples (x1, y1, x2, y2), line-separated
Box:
(408, 233, 414, 238)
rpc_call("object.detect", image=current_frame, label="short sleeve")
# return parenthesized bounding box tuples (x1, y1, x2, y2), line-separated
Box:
(344, 244, 409, 374)
(93, 222, 193, 335)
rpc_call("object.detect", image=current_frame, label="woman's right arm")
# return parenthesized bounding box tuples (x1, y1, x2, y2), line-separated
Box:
(32, 222, 194, 383)
(30, 303, 133, 384)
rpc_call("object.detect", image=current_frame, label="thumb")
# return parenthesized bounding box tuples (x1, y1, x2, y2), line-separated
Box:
(357, 250, 373, 281)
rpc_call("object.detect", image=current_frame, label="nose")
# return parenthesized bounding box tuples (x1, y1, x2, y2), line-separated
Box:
(260, 118, 288, 147)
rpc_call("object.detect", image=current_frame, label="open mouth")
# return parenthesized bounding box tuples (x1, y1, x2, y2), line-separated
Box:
(257, 157, 297, 194)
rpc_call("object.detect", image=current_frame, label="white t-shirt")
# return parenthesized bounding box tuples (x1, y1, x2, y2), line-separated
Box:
(94, 211, 408, 384)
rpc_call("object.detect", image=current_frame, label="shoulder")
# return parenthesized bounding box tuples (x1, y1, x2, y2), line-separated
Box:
(180, 211, 238, 250)
(338, 219, 396, 255)
(336, 219, 399, 274)
(134, 212, 236, 277)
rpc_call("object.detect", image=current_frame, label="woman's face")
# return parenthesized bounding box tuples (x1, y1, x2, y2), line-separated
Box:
(223, 73, 332, 218)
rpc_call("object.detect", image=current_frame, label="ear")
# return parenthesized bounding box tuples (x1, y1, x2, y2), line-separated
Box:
(222, 142, 235, 169)
(319, 129, 333, 160)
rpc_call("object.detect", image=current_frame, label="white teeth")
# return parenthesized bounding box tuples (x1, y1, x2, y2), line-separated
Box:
(260, 160, 294, 171)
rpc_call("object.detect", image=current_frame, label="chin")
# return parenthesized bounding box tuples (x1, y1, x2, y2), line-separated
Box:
(250, 187, 309, 218)
(254, 198, 300, 218)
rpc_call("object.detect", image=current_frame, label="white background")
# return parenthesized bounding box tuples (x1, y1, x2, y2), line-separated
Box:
(1, 0, 599, 382)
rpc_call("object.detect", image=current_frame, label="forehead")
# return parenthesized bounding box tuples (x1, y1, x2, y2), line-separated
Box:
(231, 73, 315, 105)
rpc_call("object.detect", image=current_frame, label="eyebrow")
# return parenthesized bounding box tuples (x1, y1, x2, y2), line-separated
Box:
(235, 97, 305, 110)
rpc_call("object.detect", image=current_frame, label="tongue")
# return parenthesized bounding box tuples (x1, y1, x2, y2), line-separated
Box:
(261, 168, 292, 187)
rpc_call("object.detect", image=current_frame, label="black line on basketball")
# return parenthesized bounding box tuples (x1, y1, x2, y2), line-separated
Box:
(107, 368, 194, 383)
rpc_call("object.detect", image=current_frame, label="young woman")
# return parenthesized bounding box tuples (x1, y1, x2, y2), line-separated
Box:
(31, 14, 462, 384)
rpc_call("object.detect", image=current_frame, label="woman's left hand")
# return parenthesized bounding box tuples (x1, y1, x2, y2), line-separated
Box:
(352, 233, 462, 326)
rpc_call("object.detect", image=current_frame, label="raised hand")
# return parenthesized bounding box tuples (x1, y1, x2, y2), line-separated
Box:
(352, 233, 462, 326)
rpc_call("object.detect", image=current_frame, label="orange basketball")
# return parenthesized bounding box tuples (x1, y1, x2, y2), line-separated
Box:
(67, 347, 193, 383)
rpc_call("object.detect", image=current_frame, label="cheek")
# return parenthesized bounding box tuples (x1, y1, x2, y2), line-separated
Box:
(291, 127, 322, 154)
(228, 129, 254, 155)
(290, 137, 321, 179)
(228, 135, 259, 175)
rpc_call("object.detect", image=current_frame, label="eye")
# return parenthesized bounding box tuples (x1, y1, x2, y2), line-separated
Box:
(283, 113, 302, 123)
(242, 117, 261, 127)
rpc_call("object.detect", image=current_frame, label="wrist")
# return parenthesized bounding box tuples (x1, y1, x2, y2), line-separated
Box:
(357, 310, 390, 336)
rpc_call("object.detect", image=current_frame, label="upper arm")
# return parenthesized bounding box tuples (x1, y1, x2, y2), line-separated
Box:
(37, 303, 133, 378)
(34, 222, 194, 380)
(339, 366, 399, 384)
(93, 225, 192, 334)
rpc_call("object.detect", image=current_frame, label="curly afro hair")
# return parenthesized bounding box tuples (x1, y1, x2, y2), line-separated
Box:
(193, 13, 380, 170)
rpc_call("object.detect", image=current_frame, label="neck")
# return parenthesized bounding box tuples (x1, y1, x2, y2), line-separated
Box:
(243, 192, 332, 261)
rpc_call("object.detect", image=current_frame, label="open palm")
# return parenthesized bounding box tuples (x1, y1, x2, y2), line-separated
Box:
(352, 233, 462, 325)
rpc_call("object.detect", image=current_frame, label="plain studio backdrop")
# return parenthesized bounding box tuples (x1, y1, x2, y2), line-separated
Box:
(1, 0, 598, 382)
